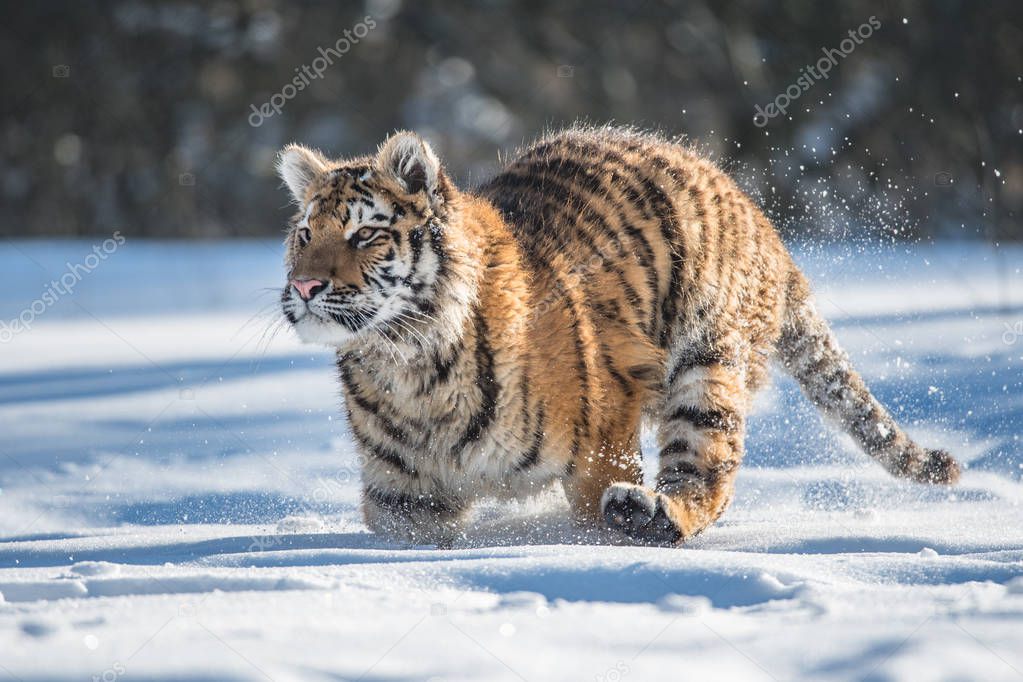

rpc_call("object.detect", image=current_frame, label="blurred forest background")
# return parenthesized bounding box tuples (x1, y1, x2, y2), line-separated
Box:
(1, 0, 1021, 241)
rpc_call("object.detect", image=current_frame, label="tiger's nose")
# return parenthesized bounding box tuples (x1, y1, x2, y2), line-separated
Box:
(290, 278, 326, 301)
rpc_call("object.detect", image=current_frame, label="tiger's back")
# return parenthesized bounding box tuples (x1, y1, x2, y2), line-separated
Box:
(482, 127, 793, 385)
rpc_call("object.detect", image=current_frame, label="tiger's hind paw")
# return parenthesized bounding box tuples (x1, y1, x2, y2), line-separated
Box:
(893, 446, 962, 485)
(916, 449, 961, 485)
(601, 482, 684, 546)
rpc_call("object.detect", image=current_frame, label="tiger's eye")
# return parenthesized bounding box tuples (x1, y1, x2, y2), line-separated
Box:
(357, 227, 376, 240)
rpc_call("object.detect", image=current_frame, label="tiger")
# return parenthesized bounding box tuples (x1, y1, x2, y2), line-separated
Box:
(276, 126, 960, 547)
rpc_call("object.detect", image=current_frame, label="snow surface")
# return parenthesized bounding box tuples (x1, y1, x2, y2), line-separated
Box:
(1, 239, 1022, 681)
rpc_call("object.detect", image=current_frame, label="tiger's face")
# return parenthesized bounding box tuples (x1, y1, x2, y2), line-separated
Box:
(277, 133, 456, 348)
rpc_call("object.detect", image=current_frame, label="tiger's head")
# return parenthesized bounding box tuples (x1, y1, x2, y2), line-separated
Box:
(276, 132, 478, 351)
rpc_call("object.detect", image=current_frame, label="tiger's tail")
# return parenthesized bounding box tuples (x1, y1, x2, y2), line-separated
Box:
(777, 286, 960, 485)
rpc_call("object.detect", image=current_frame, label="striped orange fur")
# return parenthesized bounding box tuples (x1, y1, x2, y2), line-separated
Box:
(276, 126, 959, 546)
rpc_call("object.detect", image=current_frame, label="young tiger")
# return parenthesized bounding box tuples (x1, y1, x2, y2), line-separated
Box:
(276, 126, 960, 547)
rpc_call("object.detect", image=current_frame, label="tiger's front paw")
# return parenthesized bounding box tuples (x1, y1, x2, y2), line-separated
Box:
(361, 487, 466, 548)
(601, 482, 684, 546)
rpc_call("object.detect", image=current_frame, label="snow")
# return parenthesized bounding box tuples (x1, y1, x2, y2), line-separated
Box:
(1, 239, 1022, 681)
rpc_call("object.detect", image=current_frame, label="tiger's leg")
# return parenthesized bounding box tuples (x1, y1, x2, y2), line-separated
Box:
(602, 360, 746, 545)
(563, 386, 646, 524)
(563, 430, 644, 525)
(362, 484, 469, 547)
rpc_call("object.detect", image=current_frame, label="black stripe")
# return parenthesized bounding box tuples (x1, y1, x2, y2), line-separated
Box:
(517, 365, 532, 447)
(350, 181, 373, 199)
(659, 439, 691, 457)
(404, 225, 424, 288)
(351, 426, 418, 478)
(419, 341, 463, 395)
(657, 459, 701, 486)
(666, 347, 725, 386)
(658, 251, 685, 346)
(369, 443, 417, 477)
(364, 486, 456, 516)
(667, 404, 740, 432)
(280, 287, 298, 324)
(515, 245, 593, 463)
(427, 219, 448, 274)
(515, 404, 546, 471)
(450, 308, 500, 461)
(566, 297, 592, 451)
(602, 346, 633, 397)
(338, 361, 425, 446)
(412, 297, 437, 316)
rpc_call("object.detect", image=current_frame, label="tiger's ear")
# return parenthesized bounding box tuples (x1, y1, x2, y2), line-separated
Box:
(375, 131, 442, 197)
(276, 144, 329, 204)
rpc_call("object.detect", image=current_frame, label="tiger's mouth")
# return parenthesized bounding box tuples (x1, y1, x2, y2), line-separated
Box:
(281, 275, 434, 353)
(281, 281, 381, 345)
